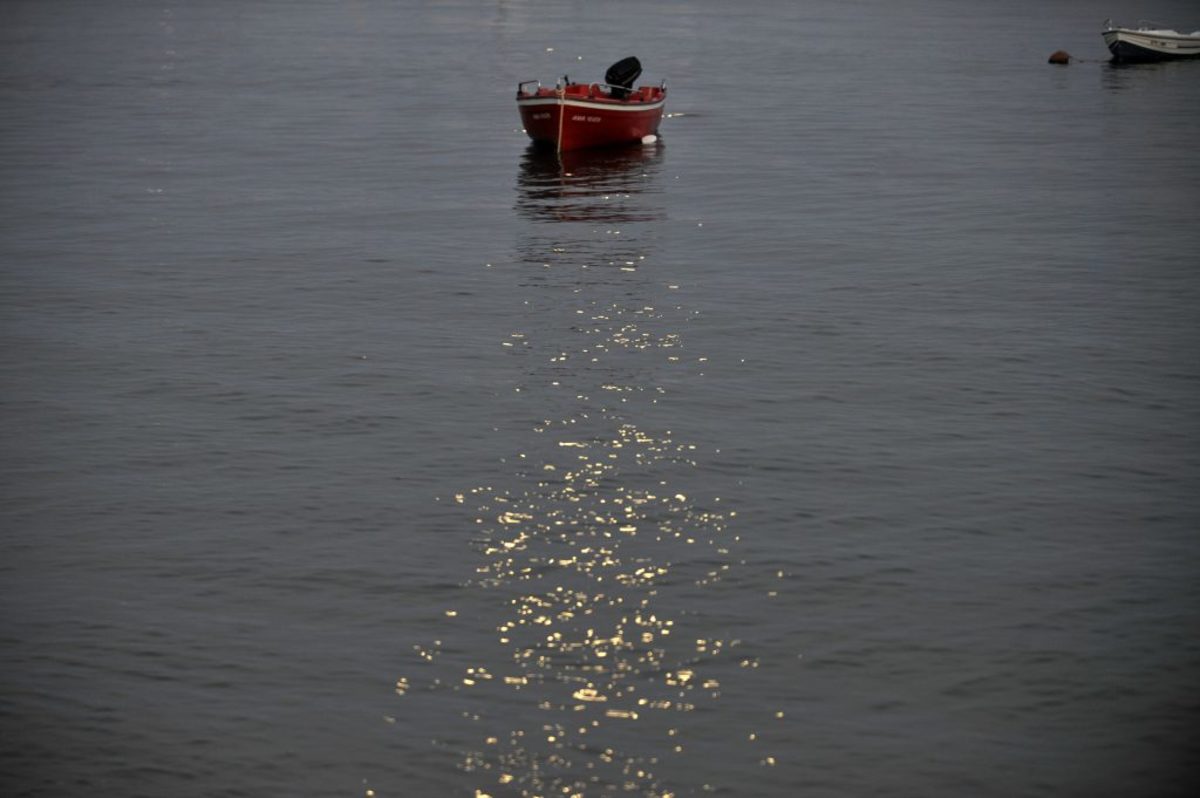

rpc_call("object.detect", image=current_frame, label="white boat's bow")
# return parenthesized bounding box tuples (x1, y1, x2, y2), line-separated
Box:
(1103, 19, 1200, 62)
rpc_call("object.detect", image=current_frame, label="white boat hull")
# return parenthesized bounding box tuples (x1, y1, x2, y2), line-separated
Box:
(1103, 26, 1200, 62)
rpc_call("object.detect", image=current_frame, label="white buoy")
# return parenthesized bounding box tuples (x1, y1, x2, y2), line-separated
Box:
(641, 134, 657, 145)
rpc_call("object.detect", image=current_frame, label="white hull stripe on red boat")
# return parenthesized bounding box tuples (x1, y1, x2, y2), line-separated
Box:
(518, 97, 666, 113)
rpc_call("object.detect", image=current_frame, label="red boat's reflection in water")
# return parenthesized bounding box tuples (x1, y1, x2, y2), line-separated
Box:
(515, 143, 666, 225)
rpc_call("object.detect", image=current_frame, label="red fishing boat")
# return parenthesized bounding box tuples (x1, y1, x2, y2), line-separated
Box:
(517, 57, 666, 152)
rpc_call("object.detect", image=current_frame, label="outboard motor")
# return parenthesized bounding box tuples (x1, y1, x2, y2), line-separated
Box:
(604, 56, 642, 99)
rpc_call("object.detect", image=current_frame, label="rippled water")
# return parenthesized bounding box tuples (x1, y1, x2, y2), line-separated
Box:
(2, 1, 1199, 796)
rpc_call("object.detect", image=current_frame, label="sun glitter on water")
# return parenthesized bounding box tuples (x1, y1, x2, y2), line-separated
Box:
(391, 145, 775, 797)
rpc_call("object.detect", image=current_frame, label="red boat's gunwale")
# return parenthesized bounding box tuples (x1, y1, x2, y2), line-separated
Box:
(517, 82, 666, 152)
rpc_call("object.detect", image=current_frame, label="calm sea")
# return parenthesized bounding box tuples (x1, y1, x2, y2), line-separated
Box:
(3, 1, 1199, 796)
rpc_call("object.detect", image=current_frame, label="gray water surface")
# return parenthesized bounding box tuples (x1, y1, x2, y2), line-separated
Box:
(3, 1, 1199, 796)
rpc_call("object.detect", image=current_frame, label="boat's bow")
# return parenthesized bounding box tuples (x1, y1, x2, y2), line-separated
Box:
(1103, 20, 1200, 62)
(516, 78, 666, 152)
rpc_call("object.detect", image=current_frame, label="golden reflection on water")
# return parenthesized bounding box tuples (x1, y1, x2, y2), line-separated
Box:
(396, 144, 771, 797)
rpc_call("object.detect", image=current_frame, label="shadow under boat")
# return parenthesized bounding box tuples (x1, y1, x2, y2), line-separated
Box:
(515, 142, 666, 224)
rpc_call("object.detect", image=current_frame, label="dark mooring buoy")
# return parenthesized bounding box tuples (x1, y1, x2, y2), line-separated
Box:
(1048, 50, 1071, 64)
